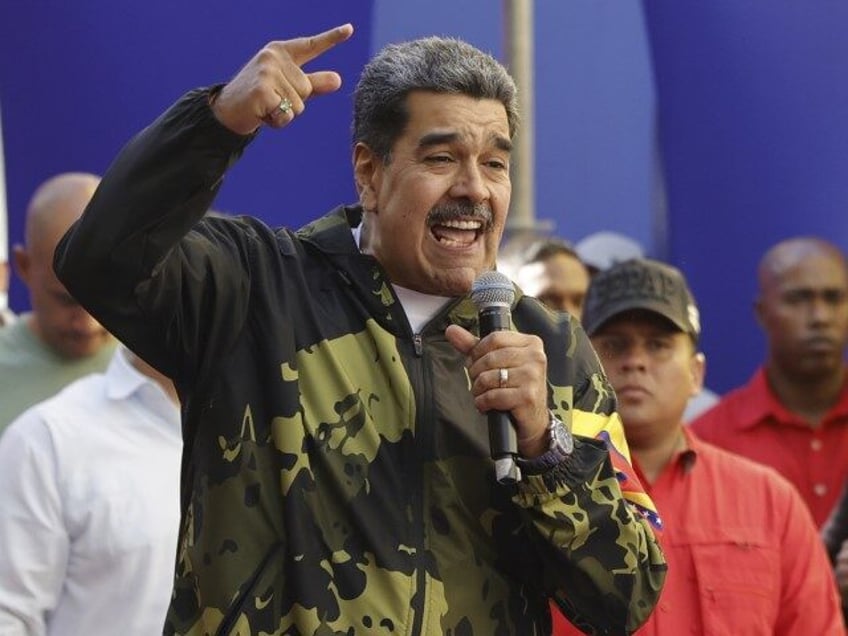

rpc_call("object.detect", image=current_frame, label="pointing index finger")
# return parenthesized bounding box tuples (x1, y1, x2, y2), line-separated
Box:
(288, 23, 354, 66)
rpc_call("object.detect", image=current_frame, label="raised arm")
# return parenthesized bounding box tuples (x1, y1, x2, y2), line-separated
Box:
(53, 25, 353, 379)
(211, 24, 353, 135)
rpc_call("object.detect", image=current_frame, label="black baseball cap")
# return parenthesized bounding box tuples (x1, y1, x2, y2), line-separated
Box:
(582, 258, 701, 341)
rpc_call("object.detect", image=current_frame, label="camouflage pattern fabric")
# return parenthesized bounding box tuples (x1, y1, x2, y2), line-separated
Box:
(54, 90, 667, 636)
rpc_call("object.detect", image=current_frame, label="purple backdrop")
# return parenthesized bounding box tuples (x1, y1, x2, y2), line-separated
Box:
(0, 1, 372, 311)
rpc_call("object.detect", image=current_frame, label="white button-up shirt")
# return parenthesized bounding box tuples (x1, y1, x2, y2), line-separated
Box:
(0, 347, 181, 635)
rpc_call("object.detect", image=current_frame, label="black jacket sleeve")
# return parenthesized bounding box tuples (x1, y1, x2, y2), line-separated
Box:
(54, 88, 256, 383)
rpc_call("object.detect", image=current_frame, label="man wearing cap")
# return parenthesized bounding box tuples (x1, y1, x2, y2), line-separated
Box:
(573, 231, 645, 277)
(553, 257, 842, 634)
(572, 231, 717, 421)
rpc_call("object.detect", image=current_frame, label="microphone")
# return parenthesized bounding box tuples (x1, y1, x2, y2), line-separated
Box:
(470, 270, 521, 485)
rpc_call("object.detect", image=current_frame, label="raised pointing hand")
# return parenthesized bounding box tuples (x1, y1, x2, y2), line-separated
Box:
(212, 23, 354, 135)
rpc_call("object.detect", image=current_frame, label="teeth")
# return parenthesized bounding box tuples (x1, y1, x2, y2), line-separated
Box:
(437, 237, 469, 246)
(438, 219, 482, 230)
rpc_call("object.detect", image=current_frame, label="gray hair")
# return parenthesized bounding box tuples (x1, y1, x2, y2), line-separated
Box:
(353, 36, 519, 160)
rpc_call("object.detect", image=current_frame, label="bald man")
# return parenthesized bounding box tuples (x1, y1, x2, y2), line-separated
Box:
(0, 173, 116, 430)
(692, 236, 848, 528)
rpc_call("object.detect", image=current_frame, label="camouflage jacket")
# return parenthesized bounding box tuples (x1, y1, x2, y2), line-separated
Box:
(55, 90, 666, 635)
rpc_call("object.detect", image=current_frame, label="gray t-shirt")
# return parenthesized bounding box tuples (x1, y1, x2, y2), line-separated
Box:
(0, 315, 116, 432)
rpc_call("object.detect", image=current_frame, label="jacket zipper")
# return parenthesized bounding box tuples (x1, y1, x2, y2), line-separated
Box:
(215, 541, 284, 636)
(409, 329, 428, 635)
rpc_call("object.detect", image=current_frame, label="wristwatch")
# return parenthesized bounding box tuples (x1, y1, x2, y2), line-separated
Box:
(516, 412, 574, 475)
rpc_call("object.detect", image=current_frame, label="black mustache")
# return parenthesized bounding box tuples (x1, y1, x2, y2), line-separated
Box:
(427, 202, 493, 230)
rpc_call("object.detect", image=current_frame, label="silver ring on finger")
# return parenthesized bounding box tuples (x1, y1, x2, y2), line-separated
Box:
(498, 368, 509, 388)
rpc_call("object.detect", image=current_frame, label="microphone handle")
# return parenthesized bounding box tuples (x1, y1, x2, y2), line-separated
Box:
(479, 304, 511, 335)
(479, 305, 520, 484)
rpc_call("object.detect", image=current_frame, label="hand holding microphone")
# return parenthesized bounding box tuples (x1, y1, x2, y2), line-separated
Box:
(444, 271, 553, 485)
(471, 271, 521, 484)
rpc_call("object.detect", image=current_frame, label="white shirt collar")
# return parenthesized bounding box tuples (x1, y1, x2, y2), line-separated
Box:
(106, 346, 179, 428)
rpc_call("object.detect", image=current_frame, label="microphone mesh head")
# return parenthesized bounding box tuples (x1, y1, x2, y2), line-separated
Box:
(471, 271, 515, 309)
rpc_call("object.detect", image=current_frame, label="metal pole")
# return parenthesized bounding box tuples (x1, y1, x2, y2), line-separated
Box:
(504, 0, 536, 235)
(499, 0, 551, 275)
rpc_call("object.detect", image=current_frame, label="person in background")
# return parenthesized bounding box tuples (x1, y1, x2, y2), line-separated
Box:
(576, 229, 718, 421)
(53, 25, 666, 635)
(515, 237, 590, 318)
(680, 375, 719, 422)
(691, 236, 848, 527)
(823, 481, 848, 622)
(553, 257, 842, 634)
(0, 260, 16, 326)
(0, 173, 116, 430)
(574, 230, 645, 276)
(0, 345, 181, 635)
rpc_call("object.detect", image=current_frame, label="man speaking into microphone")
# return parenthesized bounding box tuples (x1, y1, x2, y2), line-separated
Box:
(55, 24, 665, 636)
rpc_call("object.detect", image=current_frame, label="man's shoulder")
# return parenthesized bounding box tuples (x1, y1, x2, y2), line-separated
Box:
(513, 293, 587, 353)
(0, 317, 34, 357)
(696, 438, 785, 481)
(694, 438, 803, 506)
(690, 439, 820, 557)
(689, 379, 762, 434)
(20, 371, 110, 424)
(0, 373, 105, 452)
(513, 296, 614, 414)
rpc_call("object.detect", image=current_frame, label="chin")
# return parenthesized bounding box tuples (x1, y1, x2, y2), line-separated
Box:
(433, 270, 480, 296)
(61, 340, 105, 360)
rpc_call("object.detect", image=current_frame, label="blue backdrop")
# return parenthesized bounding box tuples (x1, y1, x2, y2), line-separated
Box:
(0, 0, 372, 305)
(642, 1, 848, 392)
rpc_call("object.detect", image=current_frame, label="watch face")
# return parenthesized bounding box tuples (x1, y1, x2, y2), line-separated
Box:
(552, 420, 574, 454)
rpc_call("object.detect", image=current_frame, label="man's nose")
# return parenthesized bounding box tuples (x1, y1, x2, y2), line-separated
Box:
(619, 343, 649, 370)
(450, 163, 489, 203)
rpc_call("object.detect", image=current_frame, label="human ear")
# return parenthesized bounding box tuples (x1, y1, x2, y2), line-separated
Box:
(352, 143, 379, 212)
(11, 244, 31, 287)
(690, 351, 706, 396)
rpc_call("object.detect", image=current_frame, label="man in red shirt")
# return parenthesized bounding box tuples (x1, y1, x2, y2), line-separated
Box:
(691, 237, 848, 528)
(553, 257, 842, 634)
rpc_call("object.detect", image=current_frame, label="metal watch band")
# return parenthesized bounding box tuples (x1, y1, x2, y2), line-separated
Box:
(516, 412, 573, 475)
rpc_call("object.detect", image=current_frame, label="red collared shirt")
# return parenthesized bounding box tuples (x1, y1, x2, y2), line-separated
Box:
(690, 368, 848, 527)
(552, 429, 843, 635)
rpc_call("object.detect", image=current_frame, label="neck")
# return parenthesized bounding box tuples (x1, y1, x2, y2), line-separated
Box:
(630, 427, 686, 485)
(765, 363, 845, 427)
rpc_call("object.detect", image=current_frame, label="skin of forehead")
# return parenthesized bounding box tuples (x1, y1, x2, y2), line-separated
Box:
(521, 252, 586, 286)
(758, 237, 848, 292)
(24, 173, 99, 257)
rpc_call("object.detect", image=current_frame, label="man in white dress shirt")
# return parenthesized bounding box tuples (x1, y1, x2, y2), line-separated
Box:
(0, 345, 181, 635)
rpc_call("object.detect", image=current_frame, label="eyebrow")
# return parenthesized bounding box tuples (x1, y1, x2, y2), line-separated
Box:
(417, 132, 513, 153)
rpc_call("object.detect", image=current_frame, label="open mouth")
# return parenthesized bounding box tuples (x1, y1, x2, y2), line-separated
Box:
(430, 218, 485, 247)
